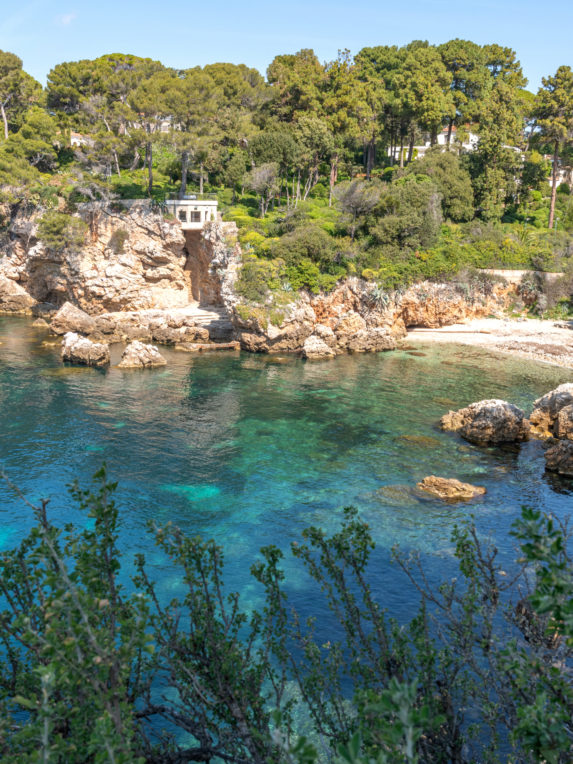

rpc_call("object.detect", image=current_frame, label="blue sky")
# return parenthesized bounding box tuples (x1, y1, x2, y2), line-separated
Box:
(1, 0, 571, 91)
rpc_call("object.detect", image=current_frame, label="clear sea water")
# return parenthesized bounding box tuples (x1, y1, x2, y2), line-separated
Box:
(1, 316, 572, 624)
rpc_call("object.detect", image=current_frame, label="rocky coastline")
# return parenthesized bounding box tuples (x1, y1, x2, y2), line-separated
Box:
(0, 201, 568, 366)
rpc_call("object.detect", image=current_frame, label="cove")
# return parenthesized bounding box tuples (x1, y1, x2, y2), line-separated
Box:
(0, 316, 572, 624)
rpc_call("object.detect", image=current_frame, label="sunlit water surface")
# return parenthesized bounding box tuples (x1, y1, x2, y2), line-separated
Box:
(1, 317, 572, 624)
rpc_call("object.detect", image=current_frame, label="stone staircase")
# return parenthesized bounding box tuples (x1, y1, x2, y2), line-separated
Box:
(181, 302, 235, 342)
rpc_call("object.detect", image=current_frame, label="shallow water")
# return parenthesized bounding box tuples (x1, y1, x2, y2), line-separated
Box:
(0, 316, 571, 623)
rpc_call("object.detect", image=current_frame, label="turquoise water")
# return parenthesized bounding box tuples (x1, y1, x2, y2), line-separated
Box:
(0, 316, 572, 621)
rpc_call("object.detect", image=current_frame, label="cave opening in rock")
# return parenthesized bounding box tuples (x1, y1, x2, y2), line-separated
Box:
(183, 230, 223, 307)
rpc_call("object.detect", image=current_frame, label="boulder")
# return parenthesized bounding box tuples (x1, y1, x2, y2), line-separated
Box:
(61, 332, 110, 367)
(347, 327, 396, 353)
(555, 404, 573, 441)
(32, 317, 50, 329)
(118, 340, 167, 368)
(416, 476, 486, 502)
(440, 399, 529, 445)
(0, 274, 37, 313)
(545, 440, 573, 477)
(51, 302, 96, 335)
(530, 383, 573, 439)
(302, 335, 336, 360)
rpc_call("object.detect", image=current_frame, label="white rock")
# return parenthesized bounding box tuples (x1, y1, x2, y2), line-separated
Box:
(118, 340, 167, 369)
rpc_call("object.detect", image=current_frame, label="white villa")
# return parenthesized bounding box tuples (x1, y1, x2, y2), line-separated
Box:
(166, 195, 219, 231)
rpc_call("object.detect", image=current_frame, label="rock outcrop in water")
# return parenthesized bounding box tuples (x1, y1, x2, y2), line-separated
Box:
(61, 332, 110, 367)
(416, 476, 486, 501)
(118, 341, 167, 369)
(440, 399, 530, 445)
(438, 383, 573, 478)
(529, 383, 573, 439)
(545, 440, 573, 476)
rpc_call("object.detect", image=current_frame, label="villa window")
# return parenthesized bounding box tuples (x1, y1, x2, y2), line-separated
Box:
(190, 211, 201, 223)
(178, 209, 187, 222)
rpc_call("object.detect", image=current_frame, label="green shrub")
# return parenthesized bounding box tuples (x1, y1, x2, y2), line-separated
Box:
(270, 224, 336, 268)
(235, 257, 286, 302)
(37, 211, 88, 252)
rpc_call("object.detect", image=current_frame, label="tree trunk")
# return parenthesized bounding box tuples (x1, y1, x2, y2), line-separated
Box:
(389, 129, 395, 166)
(366, 138, 376, 179)
(399, 134, 405, 169)
(1, 99, 9, 140)
(407, 132, 415, 164)
(447, 118, 454, 149)
(430, 127, 438, 146)
(113, 149, 121, 177)
(179, 151, 189, 199)
(329, 154, 339, 207)
(199, 163, 204, 195)
(548, 140, 560, 229)
(130, 148, 140, 171)
(295, 169, 301, 206)
(146, 142, 153, 196)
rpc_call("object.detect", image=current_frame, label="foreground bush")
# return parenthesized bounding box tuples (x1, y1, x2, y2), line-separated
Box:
(0, 468, 572, 763)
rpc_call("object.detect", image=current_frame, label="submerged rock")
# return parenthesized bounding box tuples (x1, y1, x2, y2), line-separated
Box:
(51, 302, 96, 336)
(32, 317, 49, 329)
(545, 440, 573, 477)
(416, 475, 486, 502)
(118, 341, 167, 369)
(529, 383, 573, 439)
(441, 399, 529, 445)
(61, 332, 110, 367)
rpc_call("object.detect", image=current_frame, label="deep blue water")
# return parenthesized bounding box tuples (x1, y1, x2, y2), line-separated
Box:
(0, 316, 572, 624)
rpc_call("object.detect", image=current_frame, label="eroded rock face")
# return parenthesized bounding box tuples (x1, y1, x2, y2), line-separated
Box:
(61, 332, 110, 367)
(530, 384, 573, 439)
(0, 202, 190, 313)
(118, 341, 167, 369)
(51, 302, 96, 335)
(416, 476, 486, 501)
(441, 399, 530, 445)
(545, 440, 573, 476)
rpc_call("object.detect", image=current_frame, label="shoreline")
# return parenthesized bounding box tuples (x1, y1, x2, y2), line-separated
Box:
(406, 317, 573, 369)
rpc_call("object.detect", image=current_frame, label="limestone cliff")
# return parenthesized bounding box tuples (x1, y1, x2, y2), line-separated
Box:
(0, 202, 240, 316)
